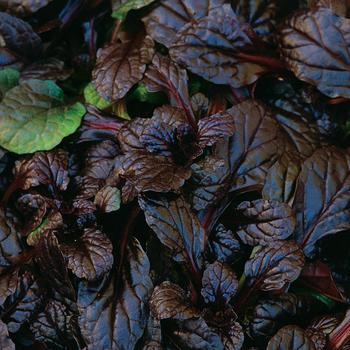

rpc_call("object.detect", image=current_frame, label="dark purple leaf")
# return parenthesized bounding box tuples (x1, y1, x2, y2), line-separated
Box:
(250, 293, 315, 340)
(267, 325, 316, 350)
(26, 210, 63, 246)
(139, 194, 206, 271)
(84, 140, 119, 180)
(236, 199, 296, 246)
(0, 12, 42, 59)
(0, 208, 22, 305)
(140, 121, 178, 157)
(29, 299, 79, 349)
(220, 321, 244, 350)
(171, 317, 224, 350)
(35, 232, 76, 306)
(0, 271, 45, 333)
(208, 224, 240, 263)
(244, 240, 305, 291)
(20, 58, 72, 82)
(150, 281, 199, 320)
(262, 152, 303, 206)
(142, 0, 226, 47)
(61, 228, 113, 281)
(201, 261, 238, 304)
(232, 0, 278, 37)
(169, 5, 268, 87)
(293, 147, 350, 257)
(197, 112, 235, 148)
(94, 185, 121, 213)
(78, 238, 153, 350)
(305, 327, 326, 350)
(16, 193, 48, 233)
(118, 110, 193, 192)
(278, 8, 350, 98)
(92, 34, 154, 101)
(143, 54, 192, 113)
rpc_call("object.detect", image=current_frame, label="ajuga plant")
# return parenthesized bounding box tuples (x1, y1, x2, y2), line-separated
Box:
(2, 0, 350, 349)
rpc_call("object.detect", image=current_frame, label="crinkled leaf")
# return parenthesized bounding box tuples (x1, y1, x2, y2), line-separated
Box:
(94, 186, 121, 213)
(112, 0, 156, 20)
(27, 211, 63, 246)
(171, 317, 224, 350)
(278, 8, 350, 98)
(150, 281, 199, 320)
(92, 35, 154, 101)
(220, 321, 244, 350)
(84, 83, 111, 110)
(0, 0, 53, 16)
(308, 315, 340, 335)
(29, 299, 78, 350)
(35, 231, 76, 305)
(32, 149, 69, 191)
(84, 140, 119, 180)
(250, 293, 315, 340)
(197, 112, 235, 148)
(139, 194, 206, 270)
(267, 325, 316, 350)
(236, 199, 296, 246)
(0, 68, 19, 99)
(0, 80, 85, 154)
(305, 327, 326, 350)
(20, 58, 72, 82)
(169, 5, 268, 87)
(0, 319, 14, 349)
(118, 111, 193, 192)
(0, 12, 42, 59)
(142, 316, 162, 350)
(189, 156, 229, 211)
(142, 0, 226, 47)
(61, 228, 113, 281)
(201, 261, 238, 304)
(140, 121, 178, 157)
(16, 193, 48, 233)
(121, 151, 191, 192)
(0, 271, 45, 333)
(208, 224, 240, 263)
(232, 0, 278, 37)
(78, 238, 153, 350)
(0, 208, 22, 304)
(293, 147, 350, 257)
(244, 240, 305, 291)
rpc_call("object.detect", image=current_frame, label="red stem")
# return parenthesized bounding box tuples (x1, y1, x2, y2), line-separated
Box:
(83, 120, 122, 132)
(116, 205, 141, 292)
(236, 52, 285, 71)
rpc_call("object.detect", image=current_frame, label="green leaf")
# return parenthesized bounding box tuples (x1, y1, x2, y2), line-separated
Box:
(112, 0, 156, 20)
(0, 79, 86, 154)
(0, 68, 19, 99)
(128, 84, 167, 104)
(84, 83, 111, 110)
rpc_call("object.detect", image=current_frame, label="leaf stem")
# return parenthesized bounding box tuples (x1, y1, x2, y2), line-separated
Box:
(236, 52, 285, 71)
(116, 204, 141, 293)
